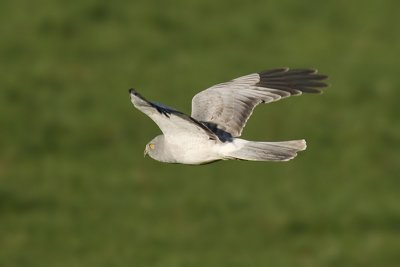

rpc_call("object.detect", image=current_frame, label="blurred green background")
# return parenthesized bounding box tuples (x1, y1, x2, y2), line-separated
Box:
(1, 0, 399, 266)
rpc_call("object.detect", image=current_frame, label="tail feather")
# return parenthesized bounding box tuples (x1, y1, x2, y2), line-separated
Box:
(228, 139, 307, 162)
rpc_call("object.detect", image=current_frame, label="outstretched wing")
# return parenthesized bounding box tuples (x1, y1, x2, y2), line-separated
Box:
(129, 89, 217, 140)
(191, 68, 328, 137)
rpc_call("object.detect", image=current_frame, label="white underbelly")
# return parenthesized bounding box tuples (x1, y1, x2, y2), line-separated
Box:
(165, 136, 221, 164)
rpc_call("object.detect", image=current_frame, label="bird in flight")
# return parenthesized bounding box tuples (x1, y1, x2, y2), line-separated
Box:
(129, 68, 328, 165)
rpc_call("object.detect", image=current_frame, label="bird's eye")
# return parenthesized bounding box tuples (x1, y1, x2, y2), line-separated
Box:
(149, 143, 155, 150)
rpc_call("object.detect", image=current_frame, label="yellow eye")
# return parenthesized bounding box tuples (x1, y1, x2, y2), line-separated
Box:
(149, 143, 155, 150)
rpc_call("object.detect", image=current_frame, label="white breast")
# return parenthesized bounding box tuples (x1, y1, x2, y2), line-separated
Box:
(164, 134, 222, 164)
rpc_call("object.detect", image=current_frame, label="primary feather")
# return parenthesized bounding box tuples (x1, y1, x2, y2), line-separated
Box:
(191, 68, 327, 137)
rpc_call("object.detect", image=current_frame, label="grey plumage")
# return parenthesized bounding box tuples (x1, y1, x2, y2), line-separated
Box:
(228, 140, 307, 162)
(191, 68, 327, 138)
(129, 68, 328, 165)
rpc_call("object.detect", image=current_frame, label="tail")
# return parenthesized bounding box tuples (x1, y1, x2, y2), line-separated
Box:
(228, 139, 307, 162)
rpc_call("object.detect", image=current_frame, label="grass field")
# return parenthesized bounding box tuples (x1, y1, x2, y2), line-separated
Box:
(1, 0, 400, 266)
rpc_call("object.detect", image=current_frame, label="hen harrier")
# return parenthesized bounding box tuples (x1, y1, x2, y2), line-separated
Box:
(129, 68, 327, 165)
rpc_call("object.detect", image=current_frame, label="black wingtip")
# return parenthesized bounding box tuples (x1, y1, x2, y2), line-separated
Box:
(257, 68, 329, 94)
(129, 88, 136, 94)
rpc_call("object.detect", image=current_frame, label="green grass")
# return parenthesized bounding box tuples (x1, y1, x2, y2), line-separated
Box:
(1, 0, 400, 266)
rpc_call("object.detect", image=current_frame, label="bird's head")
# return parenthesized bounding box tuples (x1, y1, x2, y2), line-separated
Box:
(144, 135, 165, 161)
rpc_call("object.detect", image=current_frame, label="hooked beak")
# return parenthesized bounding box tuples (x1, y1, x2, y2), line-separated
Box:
(144, 146, 149, 157)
